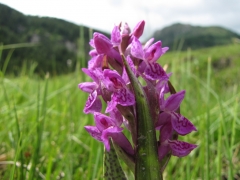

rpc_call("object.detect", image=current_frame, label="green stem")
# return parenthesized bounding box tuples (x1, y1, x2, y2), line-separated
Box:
(121, 54, 162, 180)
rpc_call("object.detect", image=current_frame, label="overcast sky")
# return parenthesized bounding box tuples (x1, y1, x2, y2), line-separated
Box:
(1, 0, 240, 40)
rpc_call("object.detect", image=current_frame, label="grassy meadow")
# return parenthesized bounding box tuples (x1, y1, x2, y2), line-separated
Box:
(0, 43, 240, 179)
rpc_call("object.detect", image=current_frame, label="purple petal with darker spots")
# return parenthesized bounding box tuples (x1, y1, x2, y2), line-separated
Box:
(83, 91, 102, 114)
(131, 37, 144, 60)
(113, 89, 135, 106)
(84, 126, 102, 141)
(168, 140, 197, 157)
(94, 112, 115, 131)
(171, 112, 197, 135)
(144, 63, 168, 80)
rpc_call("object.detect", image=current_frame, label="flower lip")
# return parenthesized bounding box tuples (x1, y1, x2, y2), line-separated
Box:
(144, 41, 163, 63)
(168, 140, 198, 157)
(83, 91, 102, 114)
(103, 69, 126, 90)
(78, 82, 97, 93)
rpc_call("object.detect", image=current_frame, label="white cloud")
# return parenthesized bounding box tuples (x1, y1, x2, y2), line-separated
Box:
(1, 0, 239, 39)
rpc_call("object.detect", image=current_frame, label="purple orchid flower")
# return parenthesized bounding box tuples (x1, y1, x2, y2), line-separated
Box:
(85, 112, 134, 155)
(102, 69, 135, 112)
(158, 139, 198, 160)
(86, 25, 125, 70)
(79, 21, 198, 178)
(120, 20, 146, 53)
(130, 37, 169, 80)
(78, 68, 103, 113)
(157, 90, 197, 139)
(93, 32, 122, 63)
(156, 88, 197, 159)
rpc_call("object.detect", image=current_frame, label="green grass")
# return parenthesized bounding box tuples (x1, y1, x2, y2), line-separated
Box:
(0, 43, 240, 179)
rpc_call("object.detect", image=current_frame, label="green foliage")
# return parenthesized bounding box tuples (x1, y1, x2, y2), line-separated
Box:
(0, 3, 109, 75)
(0, 44, 239, 179)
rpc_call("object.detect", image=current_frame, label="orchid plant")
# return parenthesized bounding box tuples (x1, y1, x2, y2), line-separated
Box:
(79, 20, 197, 180)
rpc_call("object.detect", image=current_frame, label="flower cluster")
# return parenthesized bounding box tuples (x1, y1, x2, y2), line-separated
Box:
(79, 20, 197, 164)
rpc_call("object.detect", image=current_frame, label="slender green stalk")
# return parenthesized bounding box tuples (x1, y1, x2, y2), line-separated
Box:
(205, 57, 211, 180)
(13, 102, 24, 180)
(91, 145, 102, 180)
(230, 85, 238, 150)
(1, 43, 37, 50)
(10, 134, 22, 180)
(28, 78, 48, 179)
(217, 115, 223, 179)
(121, 54, 162, 180)
(2, 49, 14, 76)
(217, 99, 233, 180)
(45, 152, 53, 180)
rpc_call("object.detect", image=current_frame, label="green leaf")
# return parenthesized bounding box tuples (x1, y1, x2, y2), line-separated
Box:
(112, 141, 135, 173)
(121, 55, 162, 180)
(104, 139, 128, 180)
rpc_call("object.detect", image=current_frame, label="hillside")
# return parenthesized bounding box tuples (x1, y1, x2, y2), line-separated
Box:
(153, 23, 240, 50)
(0, 3, 108, 75)
(1, 3, 240, 75)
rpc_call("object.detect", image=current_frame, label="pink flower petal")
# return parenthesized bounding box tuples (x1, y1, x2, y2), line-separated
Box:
(89, 39, 95, 48)
(113, 88, 135, 106)
(83, 91, 102, 114)
(144, 41, 162, 63)
(94, 112, 115, 131)
(131, 20, 145, 39)
(88, 54, 104, 70)
(84, 126, 102, 141)
(109, 108, 123, 127)
(105, 99, 118, 113)
(102, 127, 134, 155)
(143, 38, 154, 50)
(171, 112, 197, 135)
(82, 68, 99, 83)
(156, 111, 170, 129)
(158, 142, 171, 161)
(103, 69, 126, 90)
(131, 37, 144, 60)
(144, 63, 167, 80)
(159, 120, 173, 142)
(121, 22, 131, 35)
(111, 25, 121, 46)
(162, 47, 169, 54)
(94, 32, 112, 54)
(101, 127, 123, 151)
(89, 49, 98, 57)
(168, 140, 197, 157)
(126, 56, 137, 76)
(78, 82, 97, 93)
(163, 90, 185, 111)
